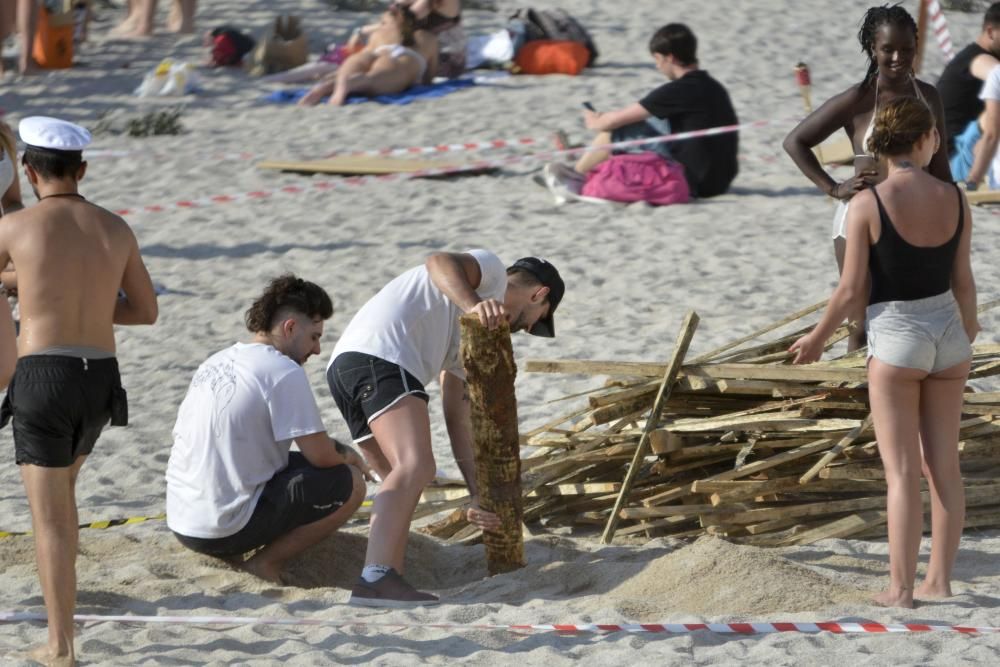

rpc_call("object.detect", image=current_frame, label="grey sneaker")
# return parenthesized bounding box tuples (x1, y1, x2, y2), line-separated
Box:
(349, 568, 440, 608)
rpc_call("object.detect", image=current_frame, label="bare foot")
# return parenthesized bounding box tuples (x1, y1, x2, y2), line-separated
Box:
(26, 643, 75, 666)
(18, 57, 38, 75)
(915, 581, 953, 600)
(328, 89, 348, 107)
(109, 16, 140, 37)
(872, 588, 914, 609)
(298, 86, 329, 107)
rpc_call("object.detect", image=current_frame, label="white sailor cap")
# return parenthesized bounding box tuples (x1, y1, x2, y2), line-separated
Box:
(18, 116, 91, 152)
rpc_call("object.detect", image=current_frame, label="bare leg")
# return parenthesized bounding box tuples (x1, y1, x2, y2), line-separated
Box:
(110, 0, 139, 36)
(328, 64, 416, 106)
(20, 455, 89, 666)
(868, 359, 926, 608)
(835, 237, 868, 351)
(242, 466, 366, 584)
(16, 0, 39, 74)
(574, 131, 612, 174)
(358, 437, 392, 482)
(167, 0, 195, 33)
(364, 397, 436, 573)
(298, 72, 339, 107)
(0, 0, 15, 74)
(915, 360, 969, 600)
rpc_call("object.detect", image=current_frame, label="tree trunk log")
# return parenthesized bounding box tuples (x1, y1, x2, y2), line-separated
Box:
(460, 314, 525, 575)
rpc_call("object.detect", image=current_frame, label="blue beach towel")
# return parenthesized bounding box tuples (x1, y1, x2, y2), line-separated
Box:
(264, 78, 476, 105)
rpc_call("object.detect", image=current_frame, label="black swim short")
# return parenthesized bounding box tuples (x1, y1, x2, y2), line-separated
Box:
(173, 453, 356, 557)
(327, 351, 429, 443)
(1, 355, 126, 468)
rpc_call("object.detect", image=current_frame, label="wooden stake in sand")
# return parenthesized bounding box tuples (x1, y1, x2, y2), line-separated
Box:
(600, 311, 700, 544)
(459, 314, 525, 575)
(914, 0, 929, 75)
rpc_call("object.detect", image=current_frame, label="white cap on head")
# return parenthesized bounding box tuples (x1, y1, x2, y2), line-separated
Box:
(18, 116, 91, 152)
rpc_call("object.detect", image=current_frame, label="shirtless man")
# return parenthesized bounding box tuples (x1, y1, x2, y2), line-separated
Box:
(0, 116, 158, 666)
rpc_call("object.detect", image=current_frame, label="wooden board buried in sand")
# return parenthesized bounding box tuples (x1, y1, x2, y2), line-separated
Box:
(257, 155, 481, 176)
(966, 189, 1000, 206)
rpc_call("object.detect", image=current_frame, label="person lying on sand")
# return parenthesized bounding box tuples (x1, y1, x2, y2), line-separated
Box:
(298, 5, 438, 107)
(326, 251, 564, 607)
(791, 97, 978, 609)
(0, 116, 158, 667)
(166, 275, 370, 585)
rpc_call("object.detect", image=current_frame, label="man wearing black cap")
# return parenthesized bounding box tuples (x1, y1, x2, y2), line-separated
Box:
(326, 249, 564, 608)
(0, 116, 158, 666)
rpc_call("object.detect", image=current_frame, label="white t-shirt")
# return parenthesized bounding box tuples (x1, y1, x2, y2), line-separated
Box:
(329, 249, 507, 386)
(166, 343, 326, 539)
(981, 66, 1000, 188)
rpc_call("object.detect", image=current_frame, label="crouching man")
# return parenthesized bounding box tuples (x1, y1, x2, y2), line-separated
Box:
(166, 275, 370, 583)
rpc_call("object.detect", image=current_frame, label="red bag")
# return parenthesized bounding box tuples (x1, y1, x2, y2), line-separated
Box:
(582, 153, 691, 206)
(514, 40, 588, 75)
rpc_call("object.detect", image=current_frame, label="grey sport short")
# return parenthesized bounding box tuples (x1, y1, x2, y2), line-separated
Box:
(866, 291, 972, 374)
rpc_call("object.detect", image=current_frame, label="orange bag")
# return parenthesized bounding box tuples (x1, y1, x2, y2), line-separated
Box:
(514, 40, 588, 76)
(32, 5, 75, 69)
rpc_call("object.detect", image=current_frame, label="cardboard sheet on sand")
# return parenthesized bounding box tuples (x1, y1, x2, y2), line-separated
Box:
(257, 155, 480, 175)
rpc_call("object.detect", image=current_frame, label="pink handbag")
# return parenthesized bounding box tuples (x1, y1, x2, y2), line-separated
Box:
(581, 152, 690, 205)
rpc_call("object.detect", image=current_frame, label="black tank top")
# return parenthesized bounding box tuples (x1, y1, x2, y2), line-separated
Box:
(868, 184, 963, 306)
(937, 43, 990, 151)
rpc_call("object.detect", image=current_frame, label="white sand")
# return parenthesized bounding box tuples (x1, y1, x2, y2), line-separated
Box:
(3, 0, 1000, 663)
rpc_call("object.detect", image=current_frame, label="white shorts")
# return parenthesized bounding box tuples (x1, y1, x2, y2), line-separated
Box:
(866, 291, 972, 374)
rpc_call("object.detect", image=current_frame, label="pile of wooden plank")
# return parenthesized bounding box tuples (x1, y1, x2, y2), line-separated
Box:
(417, 299, 1000, 547)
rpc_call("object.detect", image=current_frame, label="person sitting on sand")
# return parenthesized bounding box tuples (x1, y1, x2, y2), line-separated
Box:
(327, 251, 564, 607)
(166, 275, 370, 584)
(784, 4, 952, 351)
(568, 23, 738, 199)
(299, 5, 438, 107)
(0, 115, 158, 667)
(790, 96, 977, 609)
(938, 2, 1000, 190)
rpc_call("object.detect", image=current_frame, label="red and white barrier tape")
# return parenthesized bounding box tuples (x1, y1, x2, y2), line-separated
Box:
(927, 0, 956, 62)
(1, 611, 998, 636)
(111, 120, 769, 217)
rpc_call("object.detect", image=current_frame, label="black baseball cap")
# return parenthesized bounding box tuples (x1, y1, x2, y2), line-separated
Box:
(507, 257, 565, 338)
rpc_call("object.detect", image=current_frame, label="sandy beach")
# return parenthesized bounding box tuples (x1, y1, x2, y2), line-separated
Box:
(2, 0, 1000, 663)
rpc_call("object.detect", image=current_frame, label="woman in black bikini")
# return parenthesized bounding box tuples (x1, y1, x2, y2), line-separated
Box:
(393, 0, 465, 77)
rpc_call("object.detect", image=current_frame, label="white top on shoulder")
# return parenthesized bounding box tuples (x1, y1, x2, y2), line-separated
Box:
(980, 64, 1000, 101)
(166, 343, 326, 539)
(329, 249, 508, 386)
(982, 66, 1000, 188)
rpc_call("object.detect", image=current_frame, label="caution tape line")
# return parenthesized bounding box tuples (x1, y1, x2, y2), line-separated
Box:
(0, 514, 166, 539)
(0, 612, 997, 636)
(111, 119, 771, 217)
(0, 502, 379, 539)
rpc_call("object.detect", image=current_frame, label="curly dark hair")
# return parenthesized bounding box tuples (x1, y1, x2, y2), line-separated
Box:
(245, 274, 333, 333)
(858, 4, 918, 89)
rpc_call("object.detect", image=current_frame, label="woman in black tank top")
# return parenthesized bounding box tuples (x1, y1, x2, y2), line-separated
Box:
(791, 97, 978, 610)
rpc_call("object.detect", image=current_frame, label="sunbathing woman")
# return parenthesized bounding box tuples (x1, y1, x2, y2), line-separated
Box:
(790, 96, 977, 609)
(299, 6, 438, 107)
(783, 5, 952, 350)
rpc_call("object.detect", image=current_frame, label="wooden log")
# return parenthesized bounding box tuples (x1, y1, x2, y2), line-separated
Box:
(525, 359, 868, 383)
(780, 510, 887, 546)
(689, 299, 827, 363)
(601, 311, 700, 544)
(460, 315, 524, 575)
(642, 437, 836, 506)
(799, 414, 874, 483)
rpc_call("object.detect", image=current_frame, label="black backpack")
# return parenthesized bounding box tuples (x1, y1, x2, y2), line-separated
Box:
(510, 8, 599, 66)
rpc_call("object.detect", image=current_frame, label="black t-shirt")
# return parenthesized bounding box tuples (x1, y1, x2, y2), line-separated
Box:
(937, 42, 990, 152)
(639, 70, 738, 197)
